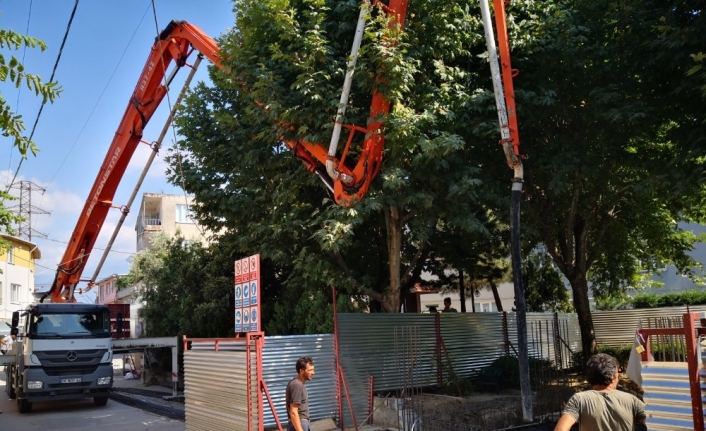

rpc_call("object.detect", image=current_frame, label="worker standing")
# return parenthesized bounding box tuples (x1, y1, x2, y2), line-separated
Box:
(286, 357, 315, 431)
(554, 353, 646, 431)
(442, 297, 458, 312)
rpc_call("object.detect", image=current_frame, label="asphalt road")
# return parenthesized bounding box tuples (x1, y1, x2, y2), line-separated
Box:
(0, 375, 185, 431)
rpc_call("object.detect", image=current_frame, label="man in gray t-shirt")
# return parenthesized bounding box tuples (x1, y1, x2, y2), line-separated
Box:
(286, 357, 315, 431)
(555, 353, 646, 431)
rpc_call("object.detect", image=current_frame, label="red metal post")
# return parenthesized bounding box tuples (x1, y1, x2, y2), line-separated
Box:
(246, 333, 253, 431)
(683, 313, 704, 431)
(256, 334, 267, 431)
(332, 287, 344, 430)
(368, 375, 374, 425)
(339, 366, 360, 431)
(262, 379, 284, 431)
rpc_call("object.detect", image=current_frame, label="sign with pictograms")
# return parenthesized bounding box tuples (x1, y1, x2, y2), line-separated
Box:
(250, 306, 258, 331)
(234, 254, 261, 333)
(235, 284, 242, 308)
(235, 309, 242, 333)
(250, 281, 258, 305)
(243, 280, 250, 307)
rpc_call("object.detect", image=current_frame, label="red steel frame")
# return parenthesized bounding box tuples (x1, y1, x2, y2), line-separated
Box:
(637, 313, 704, 430)
(183, 334, 283, 431)
(367, 375, 375, 425)
(332, 287, 360, 431)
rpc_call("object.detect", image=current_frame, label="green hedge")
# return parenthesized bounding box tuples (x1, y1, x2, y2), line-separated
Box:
(489, 356, 555, 389)
(631, 290, 706, 309)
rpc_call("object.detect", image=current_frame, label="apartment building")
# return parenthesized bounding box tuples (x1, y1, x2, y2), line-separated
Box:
(0, 235, 41, 323)
(134, 193, 209, 252)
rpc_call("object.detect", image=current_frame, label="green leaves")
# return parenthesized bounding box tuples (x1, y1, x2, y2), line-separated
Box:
(0, 30, 61, 159)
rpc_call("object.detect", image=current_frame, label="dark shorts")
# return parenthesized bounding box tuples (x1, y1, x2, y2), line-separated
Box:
(287, 419, 311, 431)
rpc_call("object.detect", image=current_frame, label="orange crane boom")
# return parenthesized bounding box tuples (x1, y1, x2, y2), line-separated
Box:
(44, 21, 221, 303)
(44, 10, 408, 302)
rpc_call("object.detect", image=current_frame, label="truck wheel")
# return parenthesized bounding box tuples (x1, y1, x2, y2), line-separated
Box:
(94, 396, 109, 406)
(17, 397, 32, 413)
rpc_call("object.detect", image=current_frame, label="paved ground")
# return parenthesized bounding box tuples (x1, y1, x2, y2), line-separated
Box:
(0, 373, 185, 431)
(111, 375, 185, 420)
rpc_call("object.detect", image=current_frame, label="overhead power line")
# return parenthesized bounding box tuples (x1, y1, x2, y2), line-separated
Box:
(6, 0, 80, 190)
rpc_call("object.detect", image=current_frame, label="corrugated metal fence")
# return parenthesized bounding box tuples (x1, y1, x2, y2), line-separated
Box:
(338, 312, 580, 391)
(592, 305, 706, 347)
(335, 312, 581, 428)
(185, 336, 338, 430)
(261, 334, 337, 428)
(184, 340, 258, 431)
(184, 307, 702, 430)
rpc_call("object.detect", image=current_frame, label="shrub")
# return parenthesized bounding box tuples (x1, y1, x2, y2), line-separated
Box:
(489, 355, 556, 389)
(597, 344, 632, 370)
(632, 290, 706, 309)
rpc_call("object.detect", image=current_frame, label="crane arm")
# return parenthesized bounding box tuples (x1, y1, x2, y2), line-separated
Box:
(45, 4, 410, 301)
(283, 0, 409, 207)
(44, 21, 221, 303)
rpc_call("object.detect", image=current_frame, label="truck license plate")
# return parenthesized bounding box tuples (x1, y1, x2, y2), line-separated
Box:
(61, 378, 82, 384)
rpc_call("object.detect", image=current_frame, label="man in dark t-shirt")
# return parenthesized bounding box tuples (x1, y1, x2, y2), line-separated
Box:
(286, 357, 315, 431)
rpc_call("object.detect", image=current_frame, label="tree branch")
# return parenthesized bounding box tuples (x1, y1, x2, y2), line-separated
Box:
(401, 241, 426, 288)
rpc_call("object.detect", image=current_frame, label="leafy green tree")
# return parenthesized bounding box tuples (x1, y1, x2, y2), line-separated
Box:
(165, 0, 706, 363)
(427, 210, 511, 312)
(522, 253, 572, 313)
(168, 0, 510, 314)
(0, 24, 61, 249)
(508, 0, 706, 355)
(127, 232, 234, 337)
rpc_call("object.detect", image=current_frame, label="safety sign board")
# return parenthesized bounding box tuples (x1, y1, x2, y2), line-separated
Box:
(234, 254, 261, 333)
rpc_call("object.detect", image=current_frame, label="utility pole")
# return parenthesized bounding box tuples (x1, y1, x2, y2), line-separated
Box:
(8, 180, 50, 241)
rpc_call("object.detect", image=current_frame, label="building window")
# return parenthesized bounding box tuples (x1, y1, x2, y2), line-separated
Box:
(11, 283, 20, 303)
(479, 303, 497, 312)
(7, 244, 15, 264)
(175, 204, 194, 223)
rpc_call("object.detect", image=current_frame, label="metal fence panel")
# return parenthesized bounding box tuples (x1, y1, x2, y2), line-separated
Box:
(592, 306, 706, 347)
(641, 362, 695, 430)
(338, 313, 437, 392)
(525, 313, 581, 367)
(438, 313, 507, 376)
(336, 312, 581, 429)
(184, 350, 255, 431)
(337, 314, 439, 427)
(261, 334, 337, 428)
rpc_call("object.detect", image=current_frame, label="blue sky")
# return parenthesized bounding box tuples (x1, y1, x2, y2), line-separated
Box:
(1, 0, 234, 302)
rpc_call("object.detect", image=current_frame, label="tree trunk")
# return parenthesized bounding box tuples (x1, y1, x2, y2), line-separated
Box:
(470, 281, 476, 313)
(569, 273, 597, 360)
(384, 205, 403, 312)
(459, 269, 467, 313)
(489, 280, 503, 312)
